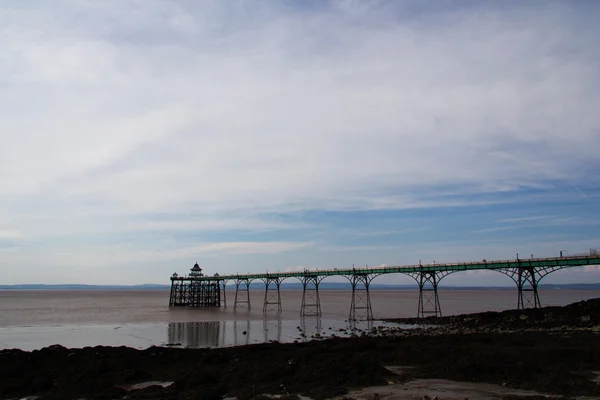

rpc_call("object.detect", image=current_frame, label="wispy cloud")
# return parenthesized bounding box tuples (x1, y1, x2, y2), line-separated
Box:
(497, 216, 556, 223)
(473, 216, 599, 234)
(322, 245, 402, 252)
(471, 226, 516, 234)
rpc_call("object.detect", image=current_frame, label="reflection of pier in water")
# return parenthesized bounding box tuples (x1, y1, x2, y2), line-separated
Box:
(232, 320, 250, 346)
(168, 322, 220, 348)
(263, 318, 283, 343)
(167, 320, 283, 348)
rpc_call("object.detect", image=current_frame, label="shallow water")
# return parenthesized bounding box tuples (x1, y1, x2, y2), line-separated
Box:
(0, 288, 598, 350)
(0, 319, 404, 351)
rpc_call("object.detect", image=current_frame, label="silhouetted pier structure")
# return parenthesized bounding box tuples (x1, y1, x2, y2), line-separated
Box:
(169, 263, 221, 307)
(168, 250, 600, 320)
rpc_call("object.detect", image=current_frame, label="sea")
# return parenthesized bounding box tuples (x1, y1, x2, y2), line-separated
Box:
(0, 289, 598, 351)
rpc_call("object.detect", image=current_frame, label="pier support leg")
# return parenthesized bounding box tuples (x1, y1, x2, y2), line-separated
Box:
(189, 281, 220, 307)
(498, 264, 566, 310)
(190, 282, 200, 307)
(169, 280, 178, 306)
(174, 280, 188, 306)
(263, 277, 283, 313)
(169, 276, 221, 308)
(498, 266, 541, 309)
(211, 282, 221, 307)
(233, 278, 251, 311)
(221, 281, 227, 309)
(417, 272, 441, 318)
(517, 267, 540, 309)
(348, 274, 374, 321)
(300, 275, 322, 317)
(407, 271, 450, 318)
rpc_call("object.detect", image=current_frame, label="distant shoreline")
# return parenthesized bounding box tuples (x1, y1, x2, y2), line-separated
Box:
(1, 283, 600, 290)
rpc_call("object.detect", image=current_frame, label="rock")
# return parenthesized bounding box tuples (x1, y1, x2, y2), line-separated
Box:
(44, 344, 68, 352)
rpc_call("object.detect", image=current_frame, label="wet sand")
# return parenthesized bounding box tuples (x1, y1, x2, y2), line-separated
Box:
(1, 298, 599, 400)
(0, 319, 408, 351)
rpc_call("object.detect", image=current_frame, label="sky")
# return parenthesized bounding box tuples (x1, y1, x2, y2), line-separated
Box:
(1, 0, 599, 286)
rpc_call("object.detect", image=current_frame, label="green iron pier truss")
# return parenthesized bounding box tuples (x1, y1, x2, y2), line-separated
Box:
(169, 250, 600, 320)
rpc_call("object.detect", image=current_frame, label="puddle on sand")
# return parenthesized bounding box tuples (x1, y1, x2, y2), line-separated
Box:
(122, 381, 173, 391)
(335, 379, 549, 400)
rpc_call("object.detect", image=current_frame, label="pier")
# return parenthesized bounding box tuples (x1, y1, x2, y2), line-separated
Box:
(168, 263, 221, 307)
(169, 250, 600, 319)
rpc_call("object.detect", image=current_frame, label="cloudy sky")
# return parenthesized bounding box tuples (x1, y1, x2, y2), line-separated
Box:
(1, 0, 599, 285)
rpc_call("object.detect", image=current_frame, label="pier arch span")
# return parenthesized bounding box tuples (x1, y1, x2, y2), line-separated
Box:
(495, 263, 568, 309)
(402, 269, 456, 318)
(232, 276, 257, 311)
(340, 271, 382, 321)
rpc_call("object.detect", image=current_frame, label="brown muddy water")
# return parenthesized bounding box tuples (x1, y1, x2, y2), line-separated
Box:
(0, 289, 598, 350)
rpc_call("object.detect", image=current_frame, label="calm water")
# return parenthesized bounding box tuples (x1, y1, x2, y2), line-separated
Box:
(0, 289, 598, 350)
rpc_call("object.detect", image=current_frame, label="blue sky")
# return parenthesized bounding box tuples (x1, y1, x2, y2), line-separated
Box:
(1, 0, 599, 285)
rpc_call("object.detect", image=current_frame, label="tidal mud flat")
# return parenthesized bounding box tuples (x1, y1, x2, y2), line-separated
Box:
(1, 299, 599, 400)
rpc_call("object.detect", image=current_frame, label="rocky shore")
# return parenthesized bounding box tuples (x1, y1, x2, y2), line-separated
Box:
(1, 299, 599, 400)
(384, 296, 600, 332)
